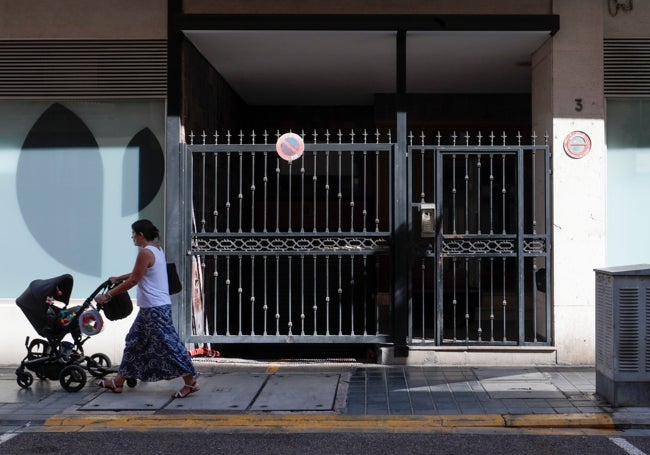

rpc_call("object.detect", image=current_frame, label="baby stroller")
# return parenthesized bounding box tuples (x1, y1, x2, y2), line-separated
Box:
(15, 274, 132, 392)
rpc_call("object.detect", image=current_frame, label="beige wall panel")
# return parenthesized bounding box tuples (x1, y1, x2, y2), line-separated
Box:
(552, 48, 604, 119)
(184, 0, 552, 15)
(604, 0, 650, 38)
(0, 0, 166, 39)
(548, 0, 605, 365)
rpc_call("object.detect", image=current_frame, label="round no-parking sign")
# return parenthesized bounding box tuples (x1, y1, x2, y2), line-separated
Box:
(563, 131, 591, 159)
(276, 132, 304, 162)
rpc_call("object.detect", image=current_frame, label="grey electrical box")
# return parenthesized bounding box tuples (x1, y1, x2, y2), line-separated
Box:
(419, 203, 436, 237)
(594, 264, 650, 406)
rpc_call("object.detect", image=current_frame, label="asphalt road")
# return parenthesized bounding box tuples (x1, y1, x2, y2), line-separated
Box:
(3, 430, 650, 455)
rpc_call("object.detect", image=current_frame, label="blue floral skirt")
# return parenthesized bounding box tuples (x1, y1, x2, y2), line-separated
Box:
(118, 305, 196, 381)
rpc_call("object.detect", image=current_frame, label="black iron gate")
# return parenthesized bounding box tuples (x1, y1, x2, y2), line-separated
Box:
(181, 129, 551, 347)
(184, 130, 393, 344)
(409, 132, 551, 346)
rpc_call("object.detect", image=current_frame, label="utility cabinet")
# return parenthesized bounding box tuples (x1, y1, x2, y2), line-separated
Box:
(595, 264, 650, 407)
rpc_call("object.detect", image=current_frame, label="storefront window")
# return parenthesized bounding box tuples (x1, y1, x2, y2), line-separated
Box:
(0, 100, 165, 298)
(606, 99, 650, 266)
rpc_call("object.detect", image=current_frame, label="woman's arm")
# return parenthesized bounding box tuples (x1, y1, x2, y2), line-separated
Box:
(95, 248, 154, 304)
(109, 273, 131, 283)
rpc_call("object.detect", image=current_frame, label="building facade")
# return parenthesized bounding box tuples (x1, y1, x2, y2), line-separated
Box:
(0, 0, 646, 366)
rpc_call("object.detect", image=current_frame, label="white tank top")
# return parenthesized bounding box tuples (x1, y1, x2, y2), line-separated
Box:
(136, 245, 171, 308)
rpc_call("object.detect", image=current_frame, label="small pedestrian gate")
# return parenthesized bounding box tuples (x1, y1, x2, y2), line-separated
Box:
(181, 128, 551, 348)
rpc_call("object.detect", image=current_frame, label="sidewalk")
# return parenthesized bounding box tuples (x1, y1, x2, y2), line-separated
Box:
(1, 360, 649, 433)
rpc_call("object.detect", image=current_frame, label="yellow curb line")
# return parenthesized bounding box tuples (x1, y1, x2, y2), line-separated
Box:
(505, 413, 615, 429)
(41, 413, 615, 433)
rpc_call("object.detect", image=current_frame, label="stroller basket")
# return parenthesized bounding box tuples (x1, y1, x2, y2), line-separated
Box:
(100, 291, 133, 321)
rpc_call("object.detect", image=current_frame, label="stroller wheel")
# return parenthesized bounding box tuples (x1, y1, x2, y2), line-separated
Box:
(126, 378, 137, 388)
(16, 371, 34, 389)
(59, 365, 87, 392)
(87, 353, 112, 378)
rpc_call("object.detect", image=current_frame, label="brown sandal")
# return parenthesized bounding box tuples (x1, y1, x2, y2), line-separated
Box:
(171, 381, 199, 398)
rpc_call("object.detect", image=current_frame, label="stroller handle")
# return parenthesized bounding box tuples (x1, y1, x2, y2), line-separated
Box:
(87, 279, 127, 301)
(87, 279, 112, 301)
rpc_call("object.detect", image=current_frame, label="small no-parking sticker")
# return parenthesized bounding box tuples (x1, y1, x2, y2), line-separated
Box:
(563, 131, 591, 159)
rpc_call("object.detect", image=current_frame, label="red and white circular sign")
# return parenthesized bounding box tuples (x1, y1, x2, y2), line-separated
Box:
(563, 131, 591, 159)
(276, 132, 304, 162)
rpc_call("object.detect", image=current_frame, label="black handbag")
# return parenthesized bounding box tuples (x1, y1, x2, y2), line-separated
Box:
(167, 262, 182, 295)
(101, 291, 133, 321)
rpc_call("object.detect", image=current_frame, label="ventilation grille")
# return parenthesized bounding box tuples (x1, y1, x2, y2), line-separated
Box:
(0, 40, 166, 99)
(595, 274, 613, 372)
(617, 288, 640, 372)
(605, 39, 650, 97)
(646, 287, 650, 372)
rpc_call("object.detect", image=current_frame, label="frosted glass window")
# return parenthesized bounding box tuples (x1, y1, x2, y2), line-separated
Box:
(606, 99, 650, 266)
(0, 100, 165, 298)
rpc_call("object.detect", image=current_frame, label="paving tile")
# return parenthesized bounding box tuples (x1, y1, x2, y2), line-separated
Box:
(251, 373, 340, 411)
(554, 407, 579, 413)
(530, 408, 555, 414)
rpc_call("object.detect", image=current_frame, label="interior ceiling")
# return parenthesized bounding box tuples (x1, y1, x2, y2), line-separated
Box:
(185, 30, 552, 106)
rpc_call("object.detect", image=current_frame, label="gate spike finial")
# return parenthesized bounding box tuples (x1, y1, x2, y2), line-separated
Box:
(263, 130, 269, 145)
(451, 131, 457, 146)
(201, 130, 207, 145)
(516, 131, 522, 146)
(501, 131, 507, 146)
(362, 129, 368, 144)
(214, 131, 219, 145)
(531, 130, 537, 146)
(239, 130, 244, 145)
(420, 131, 425, 146)
(544, 130, 549, 145)
(251, 130, 256, 145)
(464, 131, 470, 146)
(226, 130, 232, 145)
(276, 129, 281, 141)
(325, 130, 331, 144)
(375, 129, 380, 144)
(313, 129, 318, 144)
(337, 129, 343, 144)
(408, 130, 414, 146)
(189, 131, 195, 145)
(388, 129, 392, 143)
(489, 131, 495, 146)
(350, 129, 355, 144)
(436, 131, 442, 146)
(301, 129, 306, 140)
(477, 131, 483, 146)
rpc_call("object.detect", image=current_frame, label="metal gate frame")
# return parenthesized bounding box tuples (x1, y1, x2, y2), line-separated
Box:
(176, 128, 552, 348)
(407, 132, 552, 346)
(181, 131, 395, 345)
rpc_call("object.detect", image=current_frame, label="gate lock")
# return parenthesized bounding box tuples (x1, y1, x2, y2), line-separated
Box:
(415, 203, 436, 237)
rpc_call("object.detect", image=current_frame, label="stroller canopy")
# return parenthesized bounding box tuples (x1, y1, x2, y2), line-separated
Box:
(16, 274, 74, 337)
(17, 274, 73, 308)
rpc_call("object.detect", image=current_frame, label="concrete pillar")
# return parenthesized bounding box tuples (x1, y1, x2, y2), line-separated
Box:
(532, 0, 605, 364)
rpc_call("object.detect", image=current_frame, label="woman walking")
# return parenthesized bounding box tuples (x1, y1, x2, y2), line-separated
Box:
(94, 219, 198, 398)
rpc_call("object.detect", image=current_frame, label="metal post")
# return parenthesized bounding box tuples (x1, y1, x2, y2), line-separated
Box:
(166, 0, 186, 337)
(166, 117, 184, 333)
(392, 112, 410, 356)
(390, 30, 410, 356)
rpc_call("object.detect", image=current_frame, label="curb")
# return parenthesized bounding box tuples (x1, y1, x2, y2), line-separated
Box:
(39, 413, 617, 433)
